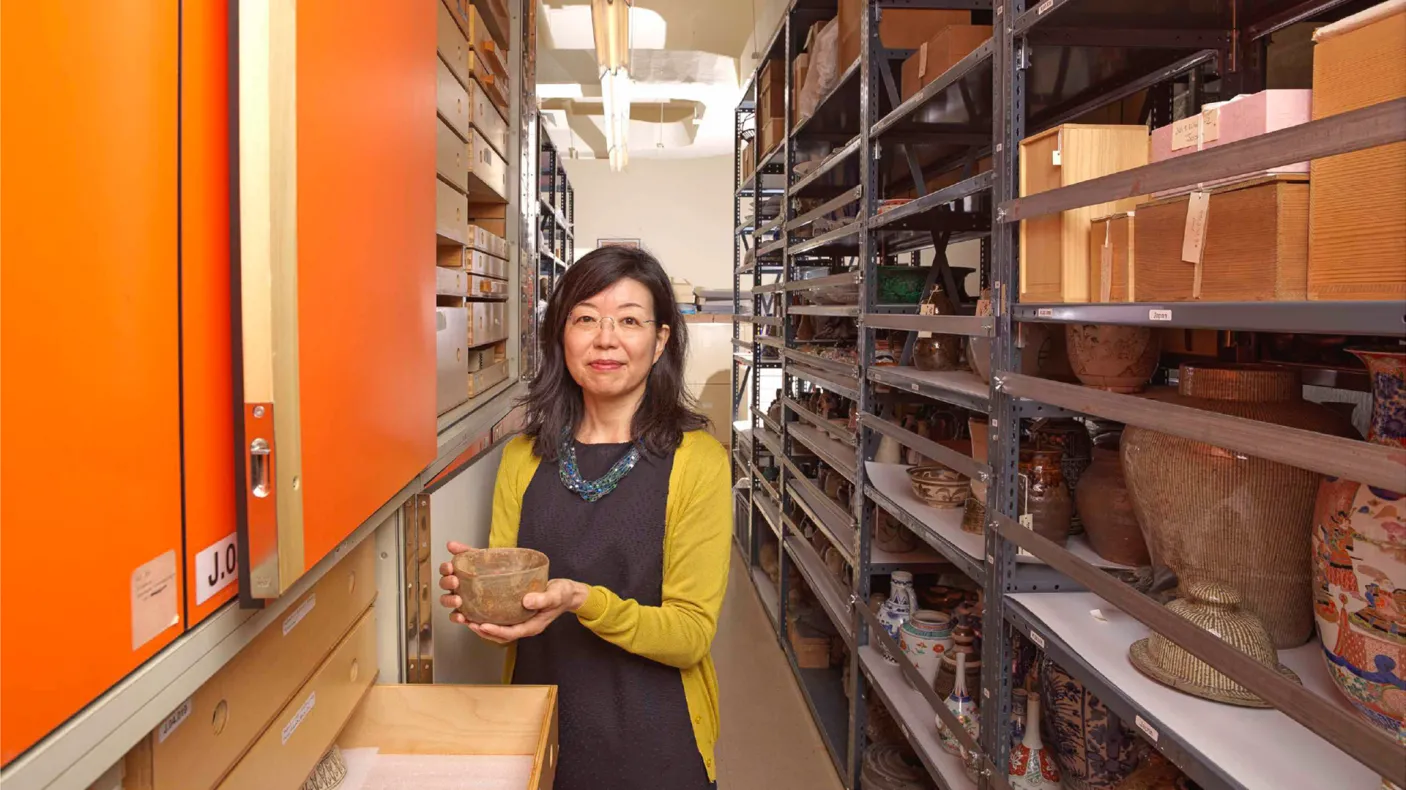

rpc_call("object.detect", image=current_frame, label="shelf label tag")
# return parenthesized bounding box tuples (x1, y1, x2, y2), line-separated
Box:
(1148, 309, 1173, 322)
(1038, 0, 1054, 14)
(909, 383, 921, 393)
(283, 593, 317, 637)
(132, 550, 180, 651)
(1029, 629, 1046, 649)
(282, 692, 316, 745)
(195, 531, 239, 605)
(1035, 308, 1054, 318)
(157, 698, 193, 744)
(1135, 715, 1159, 743)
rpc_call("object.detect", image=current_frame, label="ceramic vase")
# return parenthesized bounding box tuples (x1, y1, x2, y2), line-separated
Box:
(915, 335, 962, 372)
(1040, 658, 1147, 790)
(1009, 695, 1062, 790)
(1313, 349, 1406, 741)
(877, 572, 918, 664)
(1065, 323, 1161, 393)
(1019, 449, 1073, 545)
(899, 610, 954, 688)
(1077, 446, 1150, 566)
(1122, 363, 1358, 647)
(937, 652, 978, 755)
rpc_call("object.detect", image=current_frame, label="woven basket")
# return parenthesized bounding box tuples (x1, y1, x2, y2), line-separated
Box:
(1128, 580, 1300, 707)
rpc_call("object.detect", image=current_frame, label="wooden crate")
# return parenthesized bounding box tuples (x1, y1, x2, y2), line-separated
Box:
(1307, 1, 1406, 300)
(1133, 176, 1308, 302)
(900, 25, 992, 102)
(1019, 124, 1149, 303)
(1088, 211, 1136, 302)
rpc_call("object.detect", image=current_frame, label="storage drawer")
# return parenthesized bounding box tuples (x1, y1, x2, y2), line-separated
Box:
(469, 273, 510, 299)
(468, 358, 510, 397)
(436, 0, 471, 89)
(469, 224, 509, 259)
(469, 78, 509, 158)
(437, 266, 470, 298)
(436, 118, 469, 193)
(437, 178, 469, 245)
(1088, 211, 1135, 303)
(436, 57, 470, 140)
(466, 248, 508, 279)
(215, 607, 378, 790)
(437, 307, 470, 415)
(467, 128, 510, 203)
(445, 1, 508, 73)
(473, 60, 511, 115)
(127, 540, 376, 790)
(467, 300, 507, 347)
(467, 341, 508, 373)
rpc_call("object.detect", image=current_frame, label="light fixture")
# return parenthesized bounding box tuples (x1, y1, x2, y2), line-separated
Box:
(592, 0, 632, 171)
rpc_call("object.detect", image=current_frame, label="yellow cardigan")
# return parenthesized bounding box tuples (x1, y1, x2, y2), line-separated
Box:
(489, 429, 732, 781)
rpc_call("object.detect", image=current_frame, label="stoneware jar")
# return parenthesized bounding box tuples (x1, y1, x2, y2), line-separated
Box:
(1032, 418, 1094, 533)
(1077, 446, 1150, 566)
(1008, 694, 1062, 790)
(1065, 323, 1162, 393)
(877, 572, 918, 664)
(875, 433, 904, 465)
(1122, 363, 1357, 647)
(937, 651, 978, 756)
(1019, 449, 1073, 545)
(875, 511, 919, 554)
(915, 334, 963, 372)
(1312, 349, 1406, 739)
(899, 609, 954, 688)
(1041, 657, 1147, 790)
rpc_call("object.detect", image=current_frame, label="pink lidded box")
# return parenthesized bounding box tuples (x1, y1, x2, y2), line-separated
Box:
(1150, 89, 1311, 196)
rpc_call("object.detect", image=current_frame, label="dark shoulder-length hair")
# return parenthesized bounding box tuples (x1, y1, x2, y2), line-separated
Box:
(522, 245, 708, 461)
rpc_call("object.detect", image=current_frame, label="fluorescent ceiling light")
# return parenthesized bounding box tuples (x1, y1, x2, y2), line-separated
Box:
(593, 0, 632, 171)
(543, 4, 664, 50)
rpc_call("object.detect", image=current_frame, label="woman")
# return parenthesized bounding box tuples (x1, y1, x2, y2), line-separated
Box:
(438, 245, 731, 790)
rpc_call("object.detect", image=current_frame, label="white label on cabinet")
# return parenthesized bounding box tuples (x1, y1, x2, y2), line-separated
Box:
(909, 383, 921, 393)
(1038, 0, 1054, 13)
(1035, 308, 1054, 318)
(1135, 715, 1159, 743)
(283, 593, 317, 637)
(157, 698, 193, 744)
(132, 550, 180, 651)
(1148, 309, 1173, 322)
(282, 692, 316, 745)
(1029, 629, 1046, 648)
(194, 531, 239, 605)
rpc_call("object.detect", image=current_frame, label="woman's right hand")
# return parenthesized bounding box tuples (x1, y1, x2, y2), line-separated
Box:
(438, 541, 517, 645)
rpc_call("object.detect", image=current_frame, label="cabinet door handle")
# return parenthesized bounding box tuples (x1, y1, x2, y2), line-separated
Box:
(250, 438, 272, 498)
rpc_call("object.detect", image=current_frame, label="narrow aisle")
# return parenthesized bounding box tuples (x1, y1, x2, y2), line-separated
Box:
(712, 548, 846, 790)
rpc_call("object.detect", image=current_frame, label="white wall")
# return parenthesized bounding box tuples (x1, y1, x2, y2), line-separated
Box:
(563, 156, 737, 290)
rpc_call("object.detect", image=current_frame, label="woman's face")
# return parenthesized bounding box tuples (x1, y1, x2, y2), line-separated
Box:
(563, 277, 671, 401)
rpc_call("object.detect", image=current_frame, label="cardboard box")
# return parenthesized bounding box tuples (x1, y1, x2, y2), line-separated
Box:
(1307, 1, 1406, 300)
(467, 359, 510, 397)
(436, 306, 470, 414)
(758, 58, 786, 142)
(899, 25, 992, 103)
(1150, 90, 1311, 196)
(1088, 211, 1136, 303)
(1133, 176, 1308, 302)
(1018, 124, 1149, 303)
(793, 54, 811, 122)
(838, 0, 969, 70)
(760, 118, 785, 158)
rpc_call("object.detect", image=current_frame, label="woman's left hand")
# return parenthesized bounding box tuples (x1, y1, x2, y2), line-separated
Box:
(459, 578, 591, 644)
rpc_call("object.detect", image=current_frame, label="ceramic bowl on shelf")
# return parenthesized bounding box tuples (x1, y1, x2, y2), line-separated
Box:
(907, 464, 971, 509)
(450, 548, 550, 626)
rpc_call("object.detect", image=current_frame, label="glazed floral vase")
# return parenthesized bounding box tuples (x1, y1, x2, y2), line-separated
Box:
(1065, 323, 1161, 393)
(1122, 363, 1358, 648)
(1312, 349, 1406, 742)
(899, 609, 954, 688)
(937, 651, 978, 755)
(1040, 657, 1148, 790)
(1009, 695, 1062, 790)
(877, 572, 918, 664)
(1077, 446, 1151, 566)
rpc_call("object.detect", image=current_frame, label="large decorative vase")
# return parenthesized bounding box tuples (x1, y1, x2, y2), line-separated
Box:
(1065, 323, 1161, 393)
(1040, 658, 1147, 790)
(877, 572, 918, 664)
(1122, 363, 1358, 648)
(1019, 449, 1073, 545)
(1009, 695, 1062, 790)
(1312, 349, 1406, 742)
(899, 610, 954, 688)
(937, 651, 978, 755)
(1077, 446, 1151, 566)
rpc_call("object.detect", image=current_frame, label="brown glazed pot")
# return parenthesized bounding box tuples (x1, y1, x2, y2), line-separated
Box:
(451, 548, 550, 626)
(1076, 447, 1149, 566)
(1121, 363, 1358, 648)
(1019, 448, 1073, 546)
(914, 335, 963, 372)
(1065, 324, 1162, 393)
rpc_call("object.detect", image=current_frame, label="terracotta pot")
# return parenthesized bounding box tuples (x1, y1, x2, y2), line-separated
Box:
(1040, 658, 1147, 790)
(1122, 363, 1358, 648)
(451, 548, 550, 626)
(1066, 324, 1162, 393)
(1313, 349, 1406, 738)
(1077, 447, 1149, 566)
(1019, 449, 1073, 546)
(875, 511, 919, 554)
(915, 335, 962, 372)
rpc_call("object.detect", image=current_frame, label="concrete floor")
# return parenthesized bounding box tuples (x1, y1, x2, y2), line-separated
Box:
(711, 549, 846, 790)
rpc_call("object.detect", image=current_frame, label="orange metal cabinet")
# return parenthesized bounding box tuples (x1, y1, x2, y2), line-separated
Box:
(183, 0, 239, 625)
(0, 1, 185, 765)
(236, 1, 438, 600)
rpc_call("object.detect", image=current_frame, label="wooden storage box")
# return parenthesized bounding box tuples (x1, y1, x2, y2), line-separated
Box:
(1088, 211, 1136, 302)
(760, 118, 785, 159)
(438, 306, 470, 414)
(1150, 90, 1311, 195)
(436, 118, 469, 193)
(467, 341, 508, 373)
(436, 57, 470, 141)
(1308, 1, 1406, 300)
(469, 78, 509, 158)
(469, 273, 510, 299)
(469, 224, 509, 259)
(900, 25, 992, 102)
(125, 542, 376, 790)
(1133, 176, 1308, 302)
(468, 300, 507, 347)
(467, 128, 510, 203)
(437, 0, 471, 89)
(839, 0, 969, 69)
(437, 266, 470, 298)
(437, 177, 469, 245)
(1018, 124, 1149, 303)
(466, 248, 509, 279)
(787, 617, 834, 669)
(758, 59, 785, 132)
(468, 358, 510, 397)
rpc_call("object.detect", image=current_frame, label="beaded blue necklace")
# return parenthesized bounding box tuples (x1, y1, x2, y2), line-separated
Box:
(557, 431, 642, 502)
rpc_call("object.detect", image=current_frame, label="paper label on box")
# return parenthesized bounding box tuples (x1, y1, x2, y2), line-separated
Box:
(132, 550, 180, 651)
(157, 698, 193, 744)
(1170, 116, 1202, 151)
(1200, 107, 1221, 143)
(282, 692, 316, 745)
(918, 42, 928, 79)
(1181, 190, 1210, 264)
(282, 593, 316, 636)
(194, 531, 239, 605)
(1100, 222, 1114, 302)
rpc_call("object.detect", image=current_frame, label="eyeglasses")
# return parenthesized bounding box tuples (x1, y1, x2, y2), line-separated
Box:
(566, 311, 662, 337)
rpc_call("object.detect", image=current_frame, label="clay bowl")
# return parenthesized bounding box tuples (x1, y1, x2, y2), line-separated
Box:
(907, 465, 971, 510)
(451, 548, 550, 626)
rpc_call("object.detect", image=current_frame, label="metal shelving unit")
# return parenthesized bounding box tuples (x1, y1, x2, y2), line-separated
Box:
(538, 116, 574, 298)
(731, 2, 1406, 789)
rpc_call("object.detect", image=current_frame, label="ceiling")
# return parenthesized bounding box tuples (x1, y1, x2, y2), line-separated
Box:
(537, 0, 759, 160)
